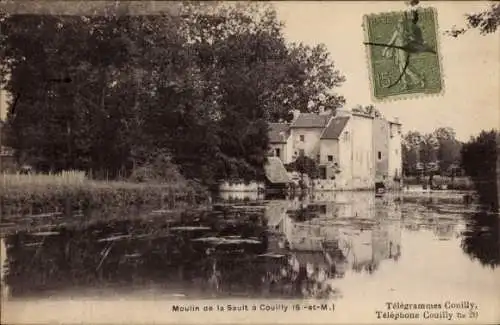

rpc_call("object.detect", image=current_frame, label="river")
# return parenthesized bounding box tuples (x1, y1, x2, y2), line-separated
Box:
(1, 191, 499, 324)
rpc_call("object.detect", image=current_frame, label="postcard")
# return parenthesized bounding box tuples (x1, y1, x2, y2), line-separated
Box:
(0, 1, 499, 324)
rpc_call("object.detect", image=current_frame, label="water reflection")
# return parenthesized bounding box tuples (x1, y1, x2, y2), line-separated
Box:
(1, 192, 499, 301)
(461, 212, 500, 268)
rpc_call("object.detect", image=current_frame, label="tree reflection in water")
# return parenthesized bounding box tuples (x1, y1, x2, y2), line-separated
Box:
(3, 215, 339, 300)
(461, 212, 500, 268)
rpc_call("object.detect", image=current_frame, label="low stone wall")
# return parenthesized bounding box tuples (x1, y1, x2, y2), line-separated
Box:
(311, 178, 373, 191)
(218, 191, 263, 201)
(219, 181, 265, 192)
(311, 178, 401, 191)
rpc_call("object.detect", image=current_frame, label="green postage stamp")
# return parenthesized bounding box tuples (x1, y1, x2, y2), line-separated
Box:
(363, 7, 443, 101)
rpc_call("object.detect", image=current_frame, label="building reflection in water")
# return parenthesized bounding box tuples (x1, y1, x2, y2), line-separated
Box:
(267, 192, 402, 283)
(1, 238, 8, 299)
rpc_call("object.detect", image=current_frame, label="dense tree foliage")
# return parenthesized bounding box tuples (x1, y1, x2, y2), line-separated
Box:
(402, 127, 462, 176)
(285, 155, 320, 180)
(446, 2, 500, 37)
(461, 130, 499, 212)
(462, 212, 500, 267)
(351, 104, 382, 118)
(0, 2, 345, 184)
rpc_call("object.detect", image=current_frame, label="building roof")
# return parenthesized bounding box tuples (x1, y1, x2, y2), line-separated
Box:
(291, 113, 331, 128)
(264, 157, 291, 184)
(320, 116, 350, 140)
(268, 123, 290, 143)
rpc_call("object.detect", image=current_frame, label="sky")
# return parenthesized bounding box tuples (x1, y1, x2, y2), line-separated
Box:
(0, 1, 498, 141)
(273, 1, 499, 141)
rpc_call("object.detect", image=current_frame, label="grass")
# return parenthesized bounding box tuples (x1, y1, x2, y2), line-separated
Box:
(2, 170, 87, 187)
(1, 171, 209, 217)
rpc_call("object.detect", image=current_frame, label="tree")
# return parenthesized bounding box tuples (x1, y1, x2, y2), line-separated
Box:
(402, 128, 462, 179)
(402, 131, 424, 176)
(461, 130, 498, 212)
(446, 3, 500, 37)
(461, 212, 500, 268)
(432, 127, 462, 174)
(352, 104, 382, 118)
(285, 154, 319, 189)
(0, 2, 346, 185)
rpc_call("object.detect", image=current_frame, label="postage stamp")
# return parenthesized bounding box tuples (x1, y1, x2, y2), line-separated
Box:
(363, 7, 443, 101)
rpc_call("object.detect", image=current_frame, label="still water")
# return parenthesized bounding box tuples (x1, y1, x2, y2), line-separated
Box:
(1, 191, 499, 322)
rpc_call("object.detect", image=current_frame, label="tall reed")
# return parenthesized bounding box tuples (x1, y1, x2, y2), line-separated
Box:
(1, 170, 207, 218)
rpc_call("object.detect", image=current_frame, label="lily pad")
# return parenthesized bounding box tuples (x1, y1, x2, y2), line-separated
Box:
(169, 226, 211, 231)
(257, 253, 286, 258)
(191, 236, 261, 245)
(97, 234, 131, 242)
(31, 231, 60, 236)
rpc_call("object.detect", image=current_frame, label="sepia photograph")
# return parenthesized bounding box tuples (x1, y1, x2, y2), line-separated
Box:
(0, 1, 499, 324)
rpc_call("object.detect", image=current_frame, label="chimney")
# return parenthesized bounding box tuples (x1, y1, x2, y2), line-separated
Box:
(292, 109, 301, 122)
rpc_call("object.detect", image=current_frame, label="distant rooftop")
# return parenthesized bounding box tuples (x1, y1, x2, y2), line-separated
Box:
(268, 123, 290, 143)
(264, 157, 290, 184)
(320, 116, 350, 140)
(291, 113, 331, 128)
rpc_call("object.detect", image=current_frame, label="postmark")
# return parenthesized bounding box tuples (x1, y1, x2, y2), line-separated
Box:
(363, 7, 443, 101)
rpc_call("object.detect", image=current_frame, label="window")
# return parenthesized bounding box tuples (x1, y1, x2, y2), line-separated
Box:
(300, 135, 305, 142)
(319, 167, 327, 179)
(378, 151, 382, 160)
(275, 148, 281, 157)
(343, 131, 349, 142)
(328, 155, 333, 162)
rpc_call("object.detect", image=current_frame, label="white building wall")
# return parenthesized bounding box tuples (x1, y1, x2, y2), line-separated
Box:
(290, 128, 323, 160)
(388, 123, 403, 182)
(284, 135, 294, 164)
(337, 121, 353, 188)
(349, 115, 374, 189)
(219, 181, 265, 192)
(269, 143, 286, 162)
(319, 139, 339, 165)
(269, 134, 293, 164)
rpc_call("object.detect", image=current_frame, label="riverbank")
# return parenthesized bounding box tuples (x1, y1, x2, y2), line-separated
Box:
(403, 176, 474, 190)
(1, 171, 209, 218)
